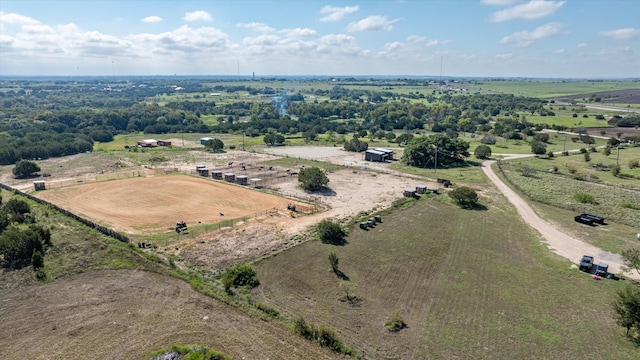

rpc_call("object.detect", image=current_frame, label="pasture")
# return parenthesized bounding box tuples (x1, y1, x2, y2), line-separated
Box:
(466, 80, 640, 98)
(252, 196, 640, 359)
(35, 174, 296, 234)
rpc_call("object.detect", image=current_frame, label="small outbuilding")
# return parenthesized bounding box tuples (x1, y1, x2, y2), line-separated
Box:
(365, 149, 387, 162)
(157, 140, 172, 147)
(236, 175, 248, 185)
(196, 165, 209, 176)
(374, 148, 395, 160)
(416, 184, 428, 194)
(211, 170, 223, 180)
(224, 173, 235, 182)
(403, 187, 416, 197)
(250, 177, 263, 188)
(33, 180, 46, 191)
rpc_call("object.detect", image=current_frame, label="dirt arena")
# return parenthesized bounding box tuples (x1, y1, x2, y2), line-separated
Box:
(35, 174, 297, 234)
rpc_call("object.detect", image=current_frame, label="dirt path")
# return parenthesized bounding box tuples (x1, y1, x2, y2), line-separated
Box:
(481, 159, 639, 279)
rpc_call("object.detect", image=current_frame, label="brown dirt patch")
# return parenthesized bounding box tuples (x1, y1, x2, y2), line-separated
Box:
(35, 174, 297, 234)
(0, 270, 339, 360)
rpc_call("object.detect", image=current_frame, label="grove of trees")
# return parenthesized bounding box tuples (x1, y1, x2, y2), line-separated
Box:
(402, 134, 470, 168)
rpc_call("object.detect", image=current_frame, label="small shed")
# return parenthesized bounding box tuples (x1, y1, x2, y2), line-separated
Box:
(224, 173, 235, 182)
(250, 177, 263, 188)
(200, 137, 214, 145)
(416, 184, 428, 194)
(33, 180, 46, 191)
(365, 149, 387, 162)
(236, 175, 248, 185)
(157, 140, 172, 146)
(211, 170, 223, 180)
(374, 148, 395, 160)
(196, 166, 209, 176)
(403, 187, 416, 197)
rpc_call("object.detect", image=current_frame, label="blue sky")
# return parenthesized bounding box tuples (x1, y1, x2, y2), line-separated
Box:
(0, 0, 638, 77)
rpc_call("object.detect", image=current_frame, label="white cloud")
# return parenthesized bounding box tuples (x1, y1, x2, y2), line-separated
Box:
(500, 22, 565, 47)
(553, 48, 565, 53)
(482, 0, 519, 5)
(142, 16, 163, 23)
(600, 28, 640, 40)
(183, 10, 212, 22)
(598, 46, 632, 55)
(0, 11, 40, 25)
(494, 53, 513, 59)
(425, 39, 450, 47)
(347, 15, 400, 32)
(237, 22, 275, 33)
(319, 5, 359, 22)
(577, 42, 588, 48)
(491, 1, 565, 22)
(281, 28, 317, 38)
(407, 35, 425, 43)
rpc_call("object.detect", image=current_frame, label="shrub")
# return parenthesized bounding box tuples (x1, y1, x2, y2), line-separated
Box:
(384, 312, 406, 332)
(531, 141, 547, 155)
(584, 152, 591, 162)
(474, 144, 492, 159)
(316, 219, 346, 245)
(34, 268, 47, 281)
(222, 263, 259, 289)
(449, 186, 479, 209)
(149, 344, 232, 360)
(547, 150, 554, 158)
(612, 165, 621, 177)
(256, 302, 280, 318)
(629, 160, 640, 169)
(31, 249, 44, 270)
(298, 167, 329, 191)
(481, 134, 497, 145)
(328, 251, 339, 273)
(575, 193, 597, 204)
(579, 148, 587, 154)
(562, 151, 570, 156)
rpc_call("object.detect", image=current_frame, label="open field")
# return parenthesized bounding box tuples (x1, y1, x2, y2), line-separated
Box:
(497, 159, 640, 227)
(0, 270, 339, 360)
(253, 196, 640, 359)
(35, 174, 296, 234)
(465, 80, 640, 98)
(554, 89, 640, 105)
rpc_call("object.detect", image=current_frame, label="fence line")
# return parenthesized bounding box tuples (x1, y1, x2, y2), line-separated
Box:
(0, 182, 130, 244)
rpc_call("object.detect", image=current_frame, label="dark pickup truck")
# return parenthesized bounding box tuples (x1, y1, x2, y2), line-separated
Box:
(574, 213, 605, 225)
(579, 255, 594, 272)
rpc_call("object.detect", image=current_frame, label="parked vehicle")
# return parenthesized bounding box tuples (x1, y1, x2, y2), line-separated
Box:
(579, 255, 594, 272)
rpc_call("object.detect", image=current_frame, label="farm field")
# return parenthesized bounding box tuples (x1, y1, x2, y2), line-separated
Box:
(252, 196, 640, 359)
(497, 159, 640, 228)
(0, 270, 340, 360)
(465, 80, 640, 98)
(35, 174, 295, 234)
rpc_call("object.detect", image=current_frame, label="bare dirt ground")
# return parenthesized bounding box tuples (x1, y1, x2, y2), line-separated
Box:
(482, 159, 639, 279)
(555, 89, 640, 105)
(35, 175, 297, 234)
(0, 270, 339, 360)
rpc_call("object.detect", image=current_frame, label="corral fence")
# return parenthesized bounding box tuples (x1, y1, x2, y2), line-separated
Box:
(0, 182, 130, 244)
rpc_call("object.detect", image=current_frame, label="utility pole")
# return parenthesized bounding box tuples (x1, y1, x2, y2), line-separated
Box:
(434, 145, 438, 173)
(242, 131, 245, 151)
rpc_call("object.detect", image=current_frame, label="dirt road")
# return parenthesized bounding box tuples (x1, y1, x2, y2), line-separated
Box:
(482, 159, 639, 279)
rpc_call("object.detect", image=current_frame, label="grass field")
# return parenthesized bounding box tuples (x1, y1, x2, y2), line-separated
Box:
(252, 196, 640, 359)
(465, 80, 640, 98)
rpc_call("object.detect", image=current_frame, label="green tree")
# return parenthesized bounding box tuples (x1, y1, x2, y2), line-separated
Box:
(402, 134, 470, 168)
(12, 160, 40, 178)
(530, 141, 547, 155)
(328, 251, 339, 273)
(474, 144, 492, 159)
(583, 152, 591, 162)
(222, 263, 259, 288)
(384, 132, 396, 142)
(612, 284, 640, 337)
(316, 219, 346, 245)
(449, 186, 479, 209)
(204, 138, 224, 152)
(298, 167, 329, 191)
(533, 132, 550, 143)
(0, 225, 44, 268)
(344, 137, 368, 152)
(396, 133, 414, 146)
(263, 132, 285, 146)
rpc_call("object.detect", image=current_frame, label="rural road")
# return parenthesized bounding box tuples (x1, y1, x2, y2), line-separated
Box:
(481, 159, 639, 279)
(581, 103, 640, 114)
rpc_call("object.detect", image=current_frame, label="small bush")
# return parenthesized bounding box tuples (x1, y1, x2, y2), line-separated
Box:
(584, 152, 591, 162)
(222, 263, 259, 289)
(612, 165, 621, 177)
(629, 160, 640, 169)
(562, 151, 570, 156)
(34, 268, 47, 281)
(521, 165, 535, 177)
(316, 219, 346, 245)
(449, 186, 479, 209)
(621, 202, 640, 210)
(31, 249, 44, 270)
(474, 144, 492, 159)
(328, 251, 339, 273)
(575, 193, 597, 204)
(256, 302, 280, 318)
(384, 312, 406, 332)
(579, 148, 587, 154)
(547, 150, 554, 158)
(149, 344, 231, 360)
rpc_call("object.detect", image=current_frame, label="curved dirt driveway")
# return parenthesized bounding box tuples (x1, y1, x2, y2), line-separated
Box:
(482, 159, 638, 279)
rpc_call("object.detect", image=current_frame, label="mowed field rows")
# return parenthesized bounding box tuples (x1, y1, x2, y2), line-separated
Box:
(252, 197, 640, 359)
(0, 270, 340, 360)
(35, 174, 294, 234)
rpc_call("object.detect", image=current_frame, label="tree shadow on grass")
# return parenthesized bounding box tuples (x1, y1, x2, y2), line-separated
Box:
(309, 187, 336, 197)
(334, 269, 349, 281)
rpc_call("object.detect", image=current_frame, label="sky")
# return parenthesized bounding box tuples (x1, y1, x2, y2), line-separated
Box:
(0, 0, 638, 78)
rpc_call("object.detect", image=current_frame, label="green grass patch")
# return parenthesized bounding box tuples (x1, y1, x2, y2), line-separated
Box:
(253, 197, 640, 359)
(466, 80, 640, 98)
